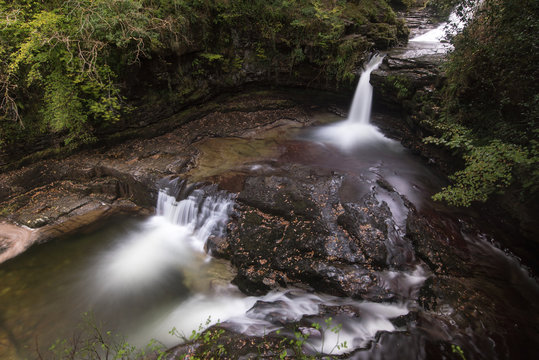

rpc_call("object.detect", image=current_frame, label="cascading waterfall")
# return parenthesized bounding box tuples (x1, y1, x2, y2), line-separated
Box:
(86, 179, 257, 347)
(91, 179, 235, 296)
(312, 54, 395, 150)
(156, 180, 235, 252)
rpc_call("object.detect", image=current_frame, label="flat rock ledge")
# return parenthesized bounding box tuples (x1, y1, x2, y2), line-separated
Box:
(0, 91, 318, 263)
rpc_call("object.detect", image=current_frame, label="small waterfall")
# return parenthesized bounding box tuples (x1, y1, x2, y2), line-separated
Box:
(347, 54, 385, 124)
(410, 0, 480, 45)
(92, 179, 235, 296)
(90, 177, 421, 354)
(144, 288, 413, 354)
(312, 54, 396, 150)
(156, 179, 235, 252)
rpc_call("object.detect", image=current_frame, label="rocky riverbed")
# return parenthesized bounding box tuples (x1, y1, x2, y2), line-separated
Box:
(0, 91, 321, 261)
(2, 87, 537, 359)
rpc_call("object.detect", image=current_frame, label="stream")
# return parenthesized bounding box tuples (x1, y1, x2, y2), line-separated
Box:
(1, 21, 538, 359)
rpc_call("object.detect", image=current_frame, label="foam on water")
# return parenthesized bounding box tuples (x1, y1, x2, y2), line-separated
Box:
(314, 122, 397, 150)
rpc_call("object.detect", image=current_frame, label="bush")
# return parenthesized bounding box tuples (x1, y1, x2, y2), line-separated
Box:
(426, 0, 539, 205)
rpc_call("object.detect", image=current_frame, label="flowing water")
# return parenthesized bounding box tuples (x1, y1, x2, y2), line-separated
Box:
(312, 55, 393, 150)
(1, 52, 538, 358)
(409, 0, 481, 50)
(0, 180, 424, 358)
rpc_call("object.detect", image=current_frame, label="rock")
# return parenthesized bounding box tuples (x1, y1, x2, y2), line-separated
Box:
(246, 300, 294, 325)
(165, 158, 190, 174)
(208, 162, 419, 300)
(308, 261, 389, 300)
(405, 208, 470, 276)
(337, 199, 393, 267)
(34, 202, 146, 245)
(27, 217, 50, 228)
(163, 326, 287, 360)
(237, 172, 335, 220)
(0, 90, 320, 261)
(318, 304, 361, 318)
(327, 105, 347, 118)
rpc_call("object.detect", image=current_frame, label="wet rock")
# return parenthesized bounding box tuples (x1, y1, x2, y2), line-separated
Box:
(246, 300, 294, 325)
(308, 261, 390, 300)
(390, 311, 418, 328)
(34, 202, 146, 244)
(164, 326, 287, 360)
(237, 171, 336, 220)
(206, 235, 229, 255)
(349, 328, 456, 360)
(372, 6, 446, 86)
(165, 158, 190, 174)
(232, 266, 274, 296)
(95, 166, 160, 207)
(337, 199, 393, 267)
(210, 163, 419, 301)
(26, 216, 50, 229)
(327, 105, 347, 118)
(318, 304, 361, 318)
(0, 90, 321, 263)
(405, 208, 469, 276)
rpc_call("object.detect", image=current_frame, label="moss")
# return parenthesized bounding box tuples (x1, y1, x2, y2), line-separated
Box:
(0, 205, 15, 217)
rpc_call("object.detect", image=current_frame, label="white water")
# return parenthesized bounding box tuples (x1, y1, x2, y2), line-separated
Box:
(410, 1, 479, 45)
(91, 185, 234, 298)
(313, 54, 397, 151)
(222, 291, 409, 355)
(80, 180, 424, 354)
(348, 54, 385, 124)
(156, 187, 234, 252)
(409, 11, 461, 44)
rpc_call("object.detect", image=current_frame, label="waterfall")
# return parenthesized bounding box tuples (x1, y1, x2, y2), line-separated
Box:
(347, 54, 385, 124)
(92, 179, 235, 295)
(156, 179, 235, 252)
(90, 177, 418, 354)
(410, 0, 480, 44)
(312, 54, 395, 150)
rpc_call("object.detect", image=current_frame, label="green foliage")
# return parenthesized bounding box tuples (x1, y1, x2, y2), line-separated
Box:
(42, 313, 352, 359)
(387, 75, 412, 99)
(425, 0, 539, 206)
(1, 0, 192, 144)
(427, 0, 463, 18)
(270, 317, 348, 359)
(44, 312, 166, 360)
(179, 316, 348, 359)
(451, 344, 466, 360)
(431, 140, 531, 206)
(171, 316, 228, 360)
(0, 0, 167, 147)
